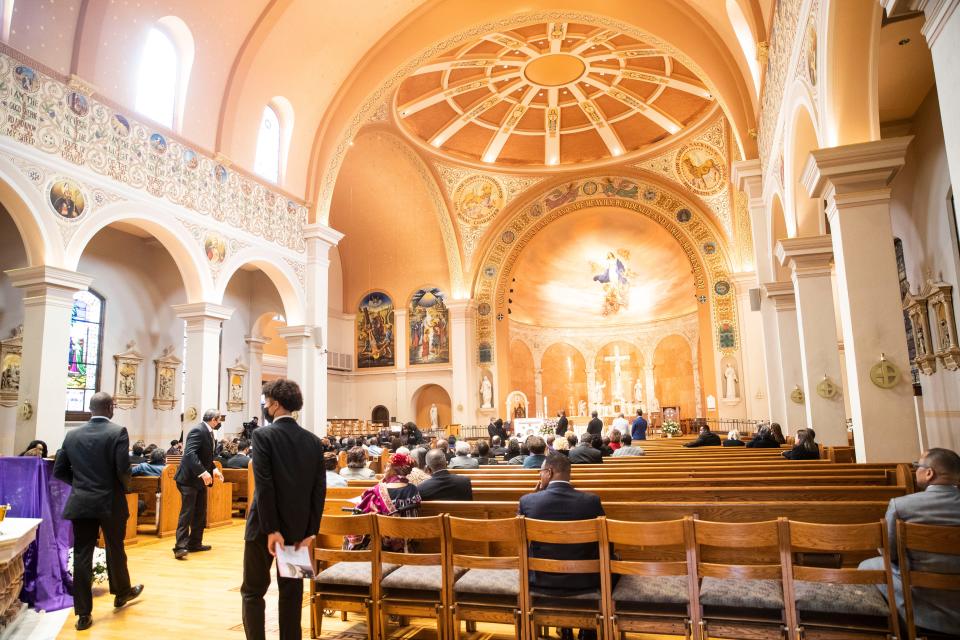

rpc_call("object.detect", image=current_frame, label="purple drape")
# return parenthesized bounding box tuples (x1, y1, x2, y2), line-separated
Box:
(0, 457, 74, 611)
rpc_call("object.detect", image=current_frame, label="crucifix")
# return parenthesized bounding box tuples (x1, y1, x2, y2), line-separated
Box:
(603, 345, 630, 401)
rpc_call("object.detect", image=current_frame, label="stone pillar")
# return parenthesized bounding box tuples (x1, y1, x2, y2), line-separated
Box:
(730, 271, 768, 419)
(534, 368, 544, 418)
(762, 282, 807, 433)
(733, 159, 782, 423)
(586, 368, 597, 413)
(392, 309, 408, 421)
(691, 341, 703, 417)
(447, 300, 478, 426)
(803, 137, 920, 462)
(5, 266, 93, 453)
(174, 303, 233, 421)
(303, 223, 344, 436)
(777, 236, 848, 445)
(643, 364, 657, 411)
(244, 335, 269, 420)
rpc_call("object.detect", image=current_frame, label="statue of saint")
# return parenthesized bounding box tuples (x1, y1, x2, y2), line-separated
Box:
(480, 376, 493, 409)
(592, 379, 606, 405)
(429, 403, 439, 430)
(633, 379, 643, 403)
(724, 364, 739, 400)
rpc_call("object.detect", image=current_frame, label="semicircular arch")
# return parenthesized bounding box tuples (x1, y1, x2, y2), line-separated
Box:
(0, 158, 63, 267)
(215, 248, 306, 326)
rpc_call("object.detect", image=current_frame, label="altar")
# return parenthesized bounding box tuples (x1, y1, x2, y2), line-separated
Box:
(512, 417, 544, 438)
(0, 517, 42, 635)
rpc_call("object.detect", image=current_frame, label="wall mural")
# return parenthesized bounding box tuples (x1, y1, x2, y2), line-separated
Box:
(0, 325, 22, 408)
(204, 233, 227, 264)
(409, 287, 449, 365)
(0, 48, 307, 252)
(590, 249, 636, 317)
(356, 292, 395, 368)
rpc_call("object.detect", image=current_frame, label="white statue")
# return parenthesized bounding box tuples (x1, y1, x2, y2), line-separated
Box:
(603, 346, 630, 400)
(633, 379, 643, 403)
(724, 364, 739, 400)
(429, 403, 439, 430)
(577, 399, 587, 416)
(480, 376, 493, 409)
(592, 379, 606, 405)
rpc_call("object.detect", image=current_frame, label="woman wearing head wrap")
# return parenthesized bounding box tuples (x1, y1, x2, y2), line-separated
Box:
(349, 452, 422, 551)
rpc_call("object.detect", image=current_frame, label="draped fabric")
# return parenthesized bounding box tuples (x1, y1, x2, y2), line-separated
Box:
(0, 457, 74, 611)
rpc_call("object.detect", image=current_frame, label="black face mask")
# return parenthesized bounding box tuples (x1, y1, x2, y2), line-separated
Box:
(264, 403, 275, 424)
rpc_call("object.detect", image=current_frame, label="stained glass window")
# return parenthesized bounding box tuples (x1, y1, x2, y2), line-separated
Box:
(66, 290, 104, 415)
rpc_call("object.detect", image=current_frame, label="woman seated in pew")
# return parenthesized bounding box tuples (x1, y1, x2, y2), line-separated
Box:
(608, 430, 623, 451)
(769, 422, 787, 445)
(339, 446, 376, 480)
(324, 452, 348, 487)
(348, 452, 422, 551)
(746, 425, 781, 448)
(553, 436, 570, 456)
(475, 439, 497, 465)
(782, 428, 820, 460)
(723, 429, 745, 447)
(131, 448, 166, 476)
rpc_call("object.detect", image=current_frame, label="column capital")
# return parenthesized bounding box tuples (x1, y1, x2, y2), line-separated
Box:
(729, 270, 758, 290)
(762, 281, 796, 311)
(776, 235, 834, 276)
(303, 223, 345, 247)
(5, 265, 93, 293)
(245, 335, 270, 347)
(446, 299, 478, 316)
(274, 324, 312, 340)
(802, 137, 912, 199)
(172, 302, 234, 321)
(731, 159, 763, 198)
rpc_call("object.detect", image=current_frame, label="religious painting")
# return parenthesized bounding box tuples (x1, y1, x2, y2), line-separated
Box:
(149, 133, 167, 154)
(717, 322, 737, 351)
(153, 347, 181, 410)
(113, 343, 143, 410)
(356, 292, 395, 368)
(478, 341, 492, 364)
(454, 176, 503, 226)
(49, 179, 87, 219)
(226, 361, 248, 412)
(14, 65, 38, 93)
(183, 149, 199, 170)
(66, 291, 103, 414)
(215, 164, 229, 184)
(0, 326, 23, 408)
(204, 233, 227, 264)
(589, 248, 636, 317)
(806, 18, 818, 87)
(67, 92, 89, 117)
(676, 143, 725, 196)
(409, 287, 449, 365)
(111, 113, 131, 138)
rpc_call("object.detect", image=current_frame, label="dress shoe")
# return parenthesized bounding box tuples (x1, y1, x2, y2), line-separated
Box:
(174, 548, 188, 560)
(114, 584, 143, 608)
(75, 615, 93, 631)
(186, 544, 212, 552)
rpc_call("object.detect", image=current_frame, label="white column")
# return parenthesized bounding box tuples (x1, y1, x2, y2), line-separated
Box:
(691, 342, 703, 417)
(586, 368, 597, 412)
(174, 303, 233, 420)
(303, 223, 344, 436)
(5, 266, 93, 453)
(534, 368, 544, 418)
(803, 137, 920, 462)
(275, 324, 310, 392)
(447, 300, 478, 426)
(643, 364, 656, 411)
(393, 309, 408, 421)
(244, 335, 268, 420)
(762, 281, 807, 433)
(777, 236, 848, 446)
(733, 159, 782, 423)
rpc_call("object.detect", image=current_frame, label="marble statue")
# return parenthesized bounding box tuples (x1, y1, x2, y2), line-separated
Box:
(592, 379, 606, 405)
(633, 379, 643, 403)
(577, 399, 587, 416)
(724, 363, 739, 400)
(480, 376, 493, 409)
(429, 403, 439, 430)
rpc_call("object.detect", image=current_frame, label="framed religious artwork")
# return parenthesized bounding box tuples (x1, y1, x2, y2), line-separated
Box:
(226, 360, 248, 413)
(153, 347, 181, 411)
(0, 326, 23, 408)
(925, 279, 960, 370)
(113, 342, 144, 409)
(903, 290, 935, 375)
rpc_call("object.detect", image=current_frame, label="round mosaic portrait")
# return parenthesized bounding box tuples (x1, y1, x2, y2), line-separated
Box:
(676, 143, 725, 196)
(581, 181, 598, 196)
(500, 230, 516, 244)
(477, 302, 491, 316)
(483, 265, 497, 278)
(454, 175, 504, 226)
(702, 242, 717, 255)
(714, 280, 731, 296)
(48, 179, 86, 220)
(676, 208, 692, 223)
(204, 234, 227, 264)
(67, 92, 89, 118)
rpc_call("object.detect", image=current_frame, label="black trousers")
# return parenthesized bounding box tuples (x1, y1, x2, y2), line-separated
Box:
(71, 515, 131, 616)
(241, 534, 303, 640)
(174, 482, 207, 551)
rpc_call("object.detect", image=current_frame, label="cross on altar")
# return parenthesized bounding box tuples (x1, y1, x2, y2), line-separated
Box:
(603, 345, 630, 400)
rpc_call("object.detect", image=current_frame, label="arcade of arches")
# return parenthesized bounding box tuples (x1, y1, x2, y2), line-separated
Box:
(2, 0, 960, 471)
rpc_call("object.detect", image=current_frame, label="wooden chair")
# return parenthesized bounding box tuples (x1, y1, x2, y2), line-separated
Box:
(376, 514, 453, 640)
(783, 520, 899, 639)
(604, 517, 700, 640)
(522, 517, 610, 640)
(445, 515, 527, 639)
(692, 518, 793, 640)
(896, 520, 960, 640)
(310, 514, 385, 640)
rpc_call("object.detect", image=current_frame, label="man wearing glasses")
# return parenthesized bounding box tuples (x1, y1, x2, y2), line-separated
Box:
(859, 448, 960, 634)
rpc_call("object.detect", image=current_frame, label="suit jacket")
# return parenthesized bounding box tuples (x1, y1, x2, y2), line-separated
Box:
(746, 435, 780, 448)
(225, 453, 252, 469)
(518, 482, 605, 595)
(449, 455, 479, 469)
(53, 417, 131, 520)
(586, 418, 603, 435)
(568, 445, 603, 464)
(174, 423, 216, 488)
(782, 444, 819, 460)
(555, 416, 568, 436)
(418, 470, 473, 501)
(522, 454, 547, 469)
(684, 432, 721, 447)
(244, 416, 325, 544)
(722, 439, 745, 447)
(630, 416, 648, 441)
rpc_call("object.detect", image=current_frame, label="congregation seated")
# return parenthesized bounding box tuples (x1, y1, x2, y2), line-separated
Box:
(131, 449, 166, 476)
(449, 440, 479, 469)
(216, 440, 238, 467)
(339, 446, 376, 480)
(770, 421, 787, 444)
(782, 428, 820, 460)
(608, 430, 622, 451)
(684, 423, 721, 448)
(489, 435, 507, 457)
(553, 436, 570, 456)
(859, 448, 960, 635)
(522, 436, 548, 469)
(475, 440, 496, 465)
(224, 440, 251, 469)
(129, 440, 147, 464)
(569, 433, 603, 464)
(507, 440, 527, 465)
(324, 452, 348, 488)
(418, 449, 473, 501)
(436, 439, 453, 462)
(723, 429, 745, 447)
(19, 439, 48, 458)
(610, 434, 644, 457)
(610, 412, 629, 435)
(165, 439, 182, 456)
(407, 447, 430, 485)
(352, 453, 422, 549)
(598, 436, 614, 458)
(565, 431, 578, 449)
(746, 425, 781, 448)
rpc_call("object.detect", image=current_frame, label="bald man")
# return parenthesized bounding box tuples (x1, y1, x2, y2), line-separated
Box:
(418, 449, 473, 501)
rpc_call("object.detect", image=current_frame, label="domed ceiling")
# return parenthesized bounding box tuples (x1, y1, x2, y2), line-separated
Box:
(395, 21, 715, 168)
(508, 207, 697, 328)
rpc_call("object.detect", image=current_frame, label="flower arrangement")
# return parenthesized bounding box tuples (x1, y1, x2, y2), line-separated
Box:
(662, 420, 682, 437)
(540, 419, 558, 436)
(67, 547, 108, 585)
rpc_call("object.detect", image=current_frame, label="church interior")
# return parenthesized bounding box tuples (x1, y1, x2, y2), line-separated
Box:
(0, 0, 959, 638)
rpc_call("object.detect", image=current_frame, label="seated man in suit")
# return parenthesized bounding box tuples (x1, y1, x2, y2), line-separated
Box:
(519, 453, 605, 640)
(489, 436, 507, 458)
(859, 448, 960, 635)
(226, 439, 252, 469)
(418, 449, 473, 501)
(569, 433, 603, 464)
(683, 423, 721, 448)
(449, 440, 479, 469)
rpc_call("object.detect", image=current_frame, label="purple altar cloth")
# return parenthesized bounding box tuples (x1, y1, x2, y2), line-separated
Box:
(0, 457, 74, 611)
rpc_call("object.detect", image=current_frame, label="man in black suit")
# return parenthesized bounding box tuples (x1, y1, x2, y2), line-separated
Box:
(242, 378, 325, 640)
(684, 423, 722, 448)
(172, 409, 224, 559)
(555, 410, 569, 436)
(569, 433, 603, 464)
(419, 449, 473, 501)
(490, 436, 507, 457)
(53, 392, 143, 631)
(226, 439, 252, 469)
(586, 411, 603, 436)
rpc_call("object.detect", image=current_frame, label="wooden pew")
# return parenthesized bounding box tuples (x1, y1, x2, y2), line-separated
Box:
(129, 463, 233, 537)
(222, 462, 251, 516)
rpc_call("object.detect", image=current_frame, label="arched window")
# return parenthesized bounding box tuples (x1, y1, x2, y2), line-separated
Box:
(254, 97, 294, 184)
(726, 0, 760, 94)
(134, 16, 194, 131)
(66, 289, 104, 418)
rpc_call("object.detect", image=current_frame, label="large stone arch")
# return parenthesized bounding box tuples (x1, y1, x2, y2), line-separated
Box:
(0, 158, 63, 267)
(215, 249, 306, 326)
(783, 85, 823, 237)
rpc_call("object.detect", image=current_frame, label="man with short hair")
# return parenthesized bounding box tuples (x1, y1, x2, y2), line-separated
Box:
(610, 413, 629, 436)
(631, 410, 648, 441)
(227, 439, 253, 469)
(859, 448, 960, 634)
(683, 423, 721, 447)
(569, 433, 603, 464)
(586, 411, 603, 436)
(490, 435, 507, 457)
(522, 436, 548, 469)
(165, 439, 182, 456)
(555, 410, 568, 436)
(53, 392, 142, 630)
(611, 434, 645, 457)
(129, 440, 146, 464)
(173, 409, 224, 559)
(449, 440, 479, 469)
(418, 449, 473, 501)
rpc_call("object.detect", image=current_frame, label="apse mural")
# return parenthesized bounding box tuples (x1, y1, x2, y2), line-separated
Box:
(356, 292, 395, 368)
(409, 287, 449, 365)
(590, 249, 636, 317)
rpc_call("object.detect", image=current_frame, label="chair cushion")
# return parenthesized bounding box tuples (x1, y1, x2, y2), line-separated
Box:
(794, 581, 890, 617)
(315, 562, 398, 587)
(454, 569, 519, 596)
(698, 578, 783, 609)
(380, 565, 466, 591)
(612, 574, 689, 605)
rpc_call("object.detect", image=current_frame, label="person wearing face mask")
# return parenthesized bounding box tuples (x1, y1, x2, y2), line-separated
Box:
(173, 408, 224, 559)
